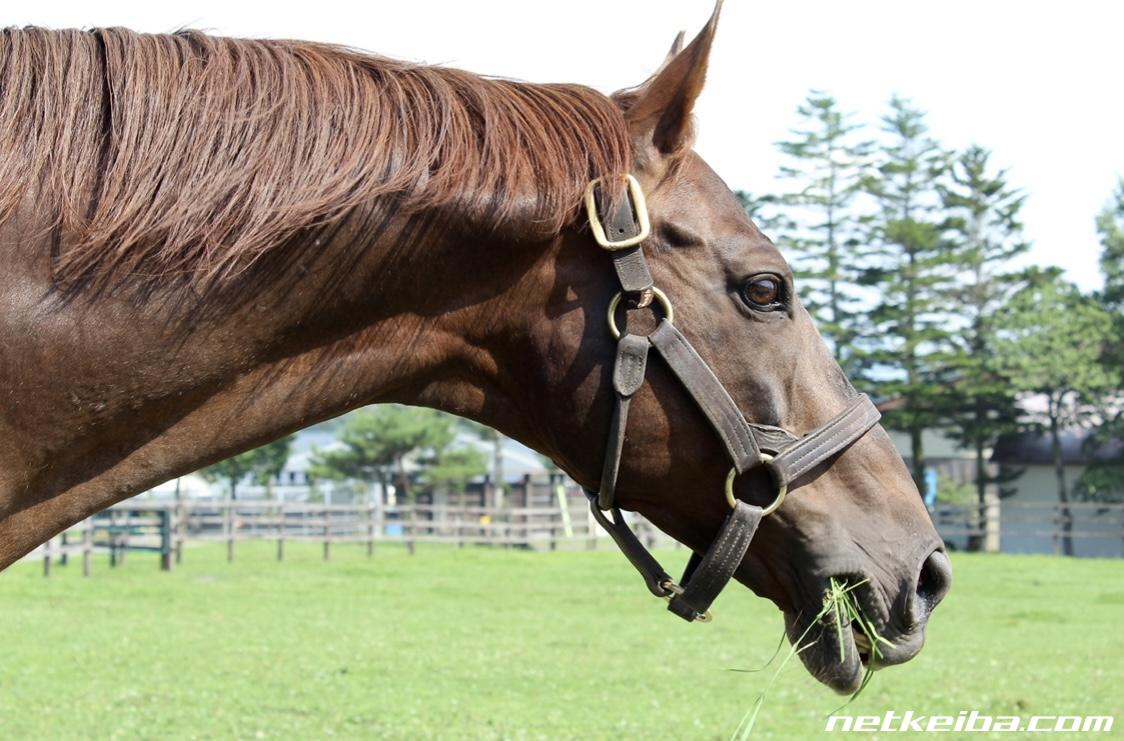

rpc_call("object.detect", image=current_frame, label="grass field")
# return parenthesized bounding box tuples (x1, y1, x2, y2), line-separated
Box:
(1, 542, 1121, 739)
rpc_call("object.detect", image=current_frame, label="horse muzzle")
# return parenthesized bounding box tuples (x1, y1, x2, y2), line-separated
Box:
(785, 546, 952, 694)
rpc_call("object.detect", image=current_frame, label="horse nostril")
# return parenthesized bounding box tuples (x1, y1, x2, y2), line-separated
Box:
(915, 549, 952, 617)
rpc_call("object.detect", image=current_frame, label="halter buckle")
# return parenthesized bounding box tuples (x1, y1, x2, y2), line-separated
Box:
(660, 580, 712, 622)
(725, 454, 788, 516)
(584, 174, 651, 250)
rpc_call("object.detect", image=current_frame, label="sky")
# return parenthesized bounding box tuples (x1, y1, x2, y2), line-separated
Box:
(13, 1, 1122, 291)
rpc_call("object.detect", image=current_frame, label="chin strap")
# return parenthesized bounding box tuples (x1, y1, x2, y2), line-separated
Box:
(582, 174, 881, 623)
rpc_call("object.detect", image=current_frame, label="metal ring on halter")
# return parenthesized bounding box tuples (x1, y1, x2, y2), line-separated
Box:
(607, 287, 674, 340)
(725, 454, 788, 515)
(584, 174, 651, 250)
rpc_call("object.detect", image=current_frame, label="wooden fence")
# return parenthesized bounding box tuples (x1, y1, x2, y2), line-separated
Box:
(932, 500, 1124, 558)
(28, 493, 679, 575)
(25, 497, 1124, 575)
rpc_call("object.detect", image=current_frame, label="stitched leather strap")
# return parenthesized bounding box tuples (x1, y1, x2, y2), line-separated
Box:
(667, 501, 763, 621)
(585, 490, 674, 598)
(648, 319, 762, 472)
(612, 248, 655, 297)
(770, 395, 881, 488)
(598, 335, 650, 510)
(583, 488, 763, 622)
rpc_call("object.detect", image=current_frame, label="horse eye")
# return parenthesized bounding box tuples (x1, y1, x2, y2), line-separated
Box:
(742, 276, 781, 308)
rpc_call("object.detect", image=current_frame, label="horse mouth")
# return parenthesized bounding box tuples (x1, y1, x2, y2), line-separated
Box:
(783, 580, 886, 694)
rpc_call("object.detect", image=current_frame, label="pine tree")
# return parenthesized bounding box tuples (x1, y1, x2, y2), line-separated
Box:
(201, 435, 295, 500)
(734, 190, 784, 235)
(1094, 178, 1124, 363)
(938, 145, 1031, 546)
(309, 405, 456, 504)
(771, 92, 872, 375)
(860, 95, 951, 493)
(995, 272, 1119, 555)
(1077, 179, 1124, 502)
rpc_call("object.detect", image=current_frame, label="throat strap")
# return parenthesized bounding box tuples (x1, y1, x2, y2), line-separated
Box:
(584, 488, 764, 622)
(586, 497, 673, 598)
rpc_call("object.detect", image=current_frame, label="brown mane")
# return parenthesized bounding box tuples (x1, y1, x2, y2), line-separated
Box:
(0, 27, 631, 285)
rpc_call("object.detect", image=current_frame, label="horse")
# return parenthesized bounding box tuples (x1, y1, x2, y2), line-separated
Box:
(0, 4, 949, 693)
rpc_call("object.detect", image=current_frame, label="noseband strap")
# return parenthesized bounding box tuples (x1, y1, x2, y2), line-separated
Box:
(582, 175, 881, 622)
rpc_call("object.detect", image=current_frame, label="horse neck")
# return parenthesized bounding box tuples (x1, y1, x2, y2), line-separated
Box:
(0, 204, 554, 568)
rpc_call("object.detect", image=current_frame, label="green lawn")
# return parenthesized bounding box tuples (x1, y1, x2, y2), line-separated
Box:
(0, 542, 1121, 739)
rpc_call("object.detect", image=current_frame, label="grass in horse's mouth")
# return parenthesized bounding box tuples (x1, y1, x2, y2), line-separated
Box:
(825, 577, 894, 705)
(827, 577, 892, 664)
(730, 577, 891, 739)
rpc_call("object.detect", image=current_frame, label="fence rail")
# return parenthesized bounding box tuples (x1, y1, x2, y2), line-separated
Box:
(24, 496, 1124, 575)
(932, 499, 1124, 557)
(26, 492, 679, 574)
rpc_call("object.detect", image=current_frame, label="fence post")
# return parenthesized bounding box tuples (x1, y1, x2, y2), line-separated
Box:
(42, 537, 52, 577)
(83, 518, 93, 577)
(521, 474, 531, 549)
(374, 493, 384, 551)
(160, 507, 173, 571)
(226, 500, 235, 563)
(323, 505, 331, 561)
(277, 502, 285, 562)
(366, 502, 375, 558)
(174, 500, 186, 565)
(120, 510, 130, 566)
(455, 491, 466, 549)
(984, 493, 1001, 553)
(1047, 503, 1056, 557)
(547, 480, 557, 551)
(406, 500, 416, 556)
(109, 510, 120, 568)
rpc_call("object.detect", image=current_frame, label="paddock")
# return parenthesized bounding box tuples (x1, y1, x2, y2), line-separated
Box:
(1, 542, 1120, 738)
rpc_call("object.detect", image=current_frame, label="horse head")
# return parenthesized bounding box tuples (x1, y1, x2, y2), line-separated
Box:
(521, 6, 951, 692)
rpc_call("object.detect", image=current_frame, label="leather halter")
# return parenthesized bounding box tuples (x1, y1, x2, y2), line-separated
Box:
(583, 174, 882, 623)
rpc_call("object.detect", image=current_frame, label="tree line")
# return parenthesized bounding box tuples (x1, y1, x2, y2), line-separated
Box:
(741, 91, 1122, 552)
(201, 407, 491, 505)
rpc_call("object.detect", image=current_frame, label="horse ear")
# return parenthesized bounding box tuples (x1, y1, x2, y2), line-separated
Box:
(665, 31, 685, 62)
(623, 1, 721, 157)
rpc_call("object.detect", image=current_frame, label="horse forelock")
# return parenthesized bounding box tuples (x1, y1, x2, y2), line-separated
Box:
(0, 27, 632, 287)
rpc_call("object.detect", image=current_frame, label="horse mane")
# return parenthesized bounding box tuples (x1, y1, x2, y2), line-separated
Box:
(0, 27, 632, 286)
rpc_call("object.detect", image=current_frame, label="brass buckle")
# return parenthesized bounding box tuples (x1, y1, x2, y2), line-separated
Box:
(607, 287, 674, 340)
(584, 174, 651, 250)
(725, 454, 788, 516)
(660, 580, 712, 623)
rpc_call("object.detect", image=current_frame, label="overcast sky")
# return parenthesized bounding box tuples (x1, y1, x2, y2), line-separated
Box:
(15, 1, 1122, 290)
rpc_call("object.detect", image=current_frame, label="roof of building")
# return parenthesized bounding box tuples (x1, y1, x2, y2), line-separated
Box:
(991, 430, 1122, 466)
